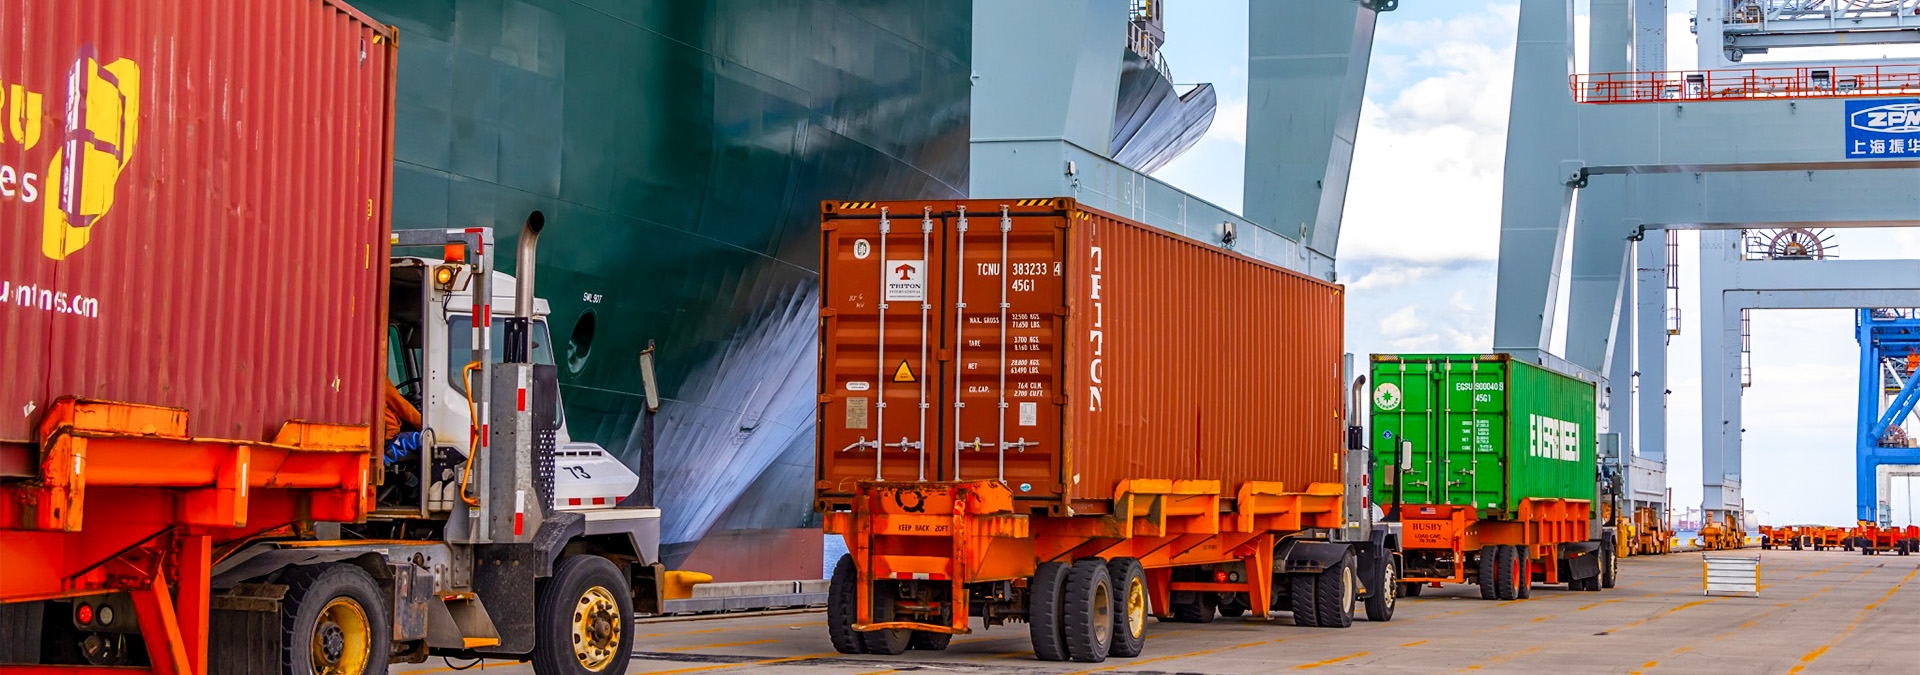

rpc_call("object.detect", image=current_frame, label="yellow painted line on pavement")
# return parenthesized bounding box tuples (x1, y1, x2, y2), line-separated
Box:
(1575, 598, 1624, 612)
(637, 622, 814, 639)
(1457, 646, 1541, 672)
(1626, 659, 1660, 675)
(1294, 651, 1369, 669)
(1400, 640, 1430, 648)
(659, 639, 780, 652)
(631, 650, 840, 675)
(1059, 639, 1279, 675)
(1784, 567, 1917, 675)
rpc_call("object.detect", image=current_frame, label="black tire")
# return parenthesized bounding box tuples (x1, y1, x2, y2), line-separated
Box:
(1862, 543, 1874, 556)
(1315, 554, 1356, 628)
(826, 555, 867, 655)
(280, 564, 391, 675)
(533, 555, 635, 675)
(1061, 559, 1114, 663)
(1287, 573, 1318, 627)
(1600, 541, 1618, 590)
(1028, 562, 1071, 662)
(1170, 590, 1217, 623)
(1494, 546, 1518, 601)
(1514, 548, 1532, 600)
(1477, 546, 1500, 600)
(908, 631, 953, 651)
(1364, 554, 1397, 622)
(1402, 580, 1424, 597)
(1105, 558, 1146, 658)
(1216, 595, 1248, 618)
(859, 589, 912, 656)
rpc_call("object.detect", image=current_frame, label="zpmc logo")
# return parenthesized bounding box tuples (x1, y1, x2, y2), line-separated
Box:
(38, 48, 140, 261)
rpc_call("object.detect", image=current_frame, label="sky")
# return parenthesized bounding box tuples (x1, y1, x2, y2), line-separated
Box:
(1148, 1, 1920, 527)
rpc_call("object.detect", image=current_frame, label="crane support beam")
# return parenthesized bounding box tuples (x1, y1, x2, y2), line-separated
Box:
(1701, 233, 1920, 515)
(1612, 171, 1920, 229)
(1576, 99, 1920, 174)
(1243, 0, 1379, 257)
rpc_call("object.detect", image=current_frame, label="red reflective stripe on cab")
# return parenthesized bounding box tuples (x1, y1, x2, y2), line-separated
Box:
(568, 498, 582, 506)
(592, 496, 606, 505)
(517, 388, 527, 411)
(514, 512, 524, 536)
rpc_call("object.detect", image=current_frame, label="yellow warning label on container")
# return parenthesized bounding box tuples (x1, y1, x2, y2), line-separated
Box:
(892, 360, 917, 383)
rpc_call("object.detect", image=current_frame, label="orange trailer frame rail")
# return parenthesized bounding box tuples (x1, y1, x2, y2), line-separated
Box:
(822, 478, 1345, 634)
(0, 398, 372, 675)
(1394, 499, 1607, 596)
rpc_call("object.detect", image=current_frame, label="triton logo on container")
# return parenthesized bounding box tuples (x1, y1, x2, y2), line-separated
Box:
(1086, 246, 1105, 412)
(5, 47, 141, 261)
(1843, 99, 1920, 159)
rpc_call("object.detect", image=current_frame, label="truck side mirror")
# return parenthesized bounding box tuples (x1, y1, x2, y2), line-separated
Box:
(638, 340, 660, 413)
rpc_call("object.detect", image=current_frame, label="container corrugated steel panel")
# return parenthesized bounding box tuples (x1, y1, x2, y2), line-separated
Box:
(1367, 354, 1598, 516)
(1, 0, 397, 444)
(817, 198, 1346, 512)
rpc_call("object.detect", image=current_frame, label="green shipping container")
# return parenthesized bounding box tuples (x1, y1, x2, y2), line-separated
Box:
(1367, 354, 1598, 519)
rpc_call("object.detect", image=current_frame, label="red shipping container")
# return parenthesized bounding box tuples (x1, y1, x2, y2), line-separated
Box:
(816, 198, 1345, 513)
(0, 0, 397, 447)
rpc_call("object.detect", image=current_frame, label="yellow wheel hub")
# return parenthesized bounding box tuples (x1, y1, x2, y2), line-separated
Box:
(1125, 577, 1146, 639)
(311, 597, 372, 675)
(572, 585, 622, 671)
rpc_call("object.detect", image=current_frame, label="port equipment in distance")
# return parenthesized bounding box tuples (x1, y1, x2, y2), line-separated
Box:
(0, 1, 660, 673)
(815, 199, 1400, 664)
(1370, 354, 1616, 599)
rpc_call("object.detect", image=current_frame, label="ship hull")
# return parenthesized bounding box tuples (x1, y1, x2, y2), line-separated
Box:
(357, 0, 971, 580)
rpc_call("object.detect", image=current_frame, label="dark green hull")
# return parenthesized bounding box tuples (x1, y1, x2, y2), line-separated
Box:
(358, 0, 970, 579)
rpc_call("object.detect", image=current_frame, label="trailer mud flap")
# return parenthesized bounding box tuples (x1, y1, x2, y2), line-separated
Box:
(207, 583, 288, 675)
(1278, 540, 1350, 575)
(1563, 541, 1602, 579)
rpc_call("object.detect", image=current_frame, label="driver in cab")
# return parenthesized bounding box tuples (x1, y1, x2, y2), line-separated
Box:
(384, 375, 423, 465)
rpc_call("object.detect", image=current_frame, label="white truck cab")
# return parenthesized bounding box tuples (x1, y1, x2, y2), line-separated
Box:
(382, 257, 639, 516)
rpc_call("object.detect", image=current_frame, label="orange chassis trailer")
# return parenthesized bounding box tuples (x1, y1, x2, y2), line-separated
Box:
(1395, 498, 1605, 596)
(825, 478, 1349, 633)
(0, 399, 371, 675)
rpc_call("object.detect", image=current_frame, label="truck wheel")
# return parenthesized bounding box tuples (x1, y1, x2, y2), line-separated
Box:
(533, 555, 634, 675)
(1402, 581, 1423, 598)
(1216, 594, 1248, 618)
(1477, 546, 1500, 600)
(1314, 553, 1355, 628)
(280, 564, 391, 675)
(1601, 541, 1618, 590)
(1287, 573, 1318, 627)
(1105, 558, 1146, 658)
(1061, 559, 1113, 663)
(1514, 548, 1532, 600)
(908, 631, 952, 651)
(1028, 562, 1070, 661)
(858, 591, 911, 656)
(1493, 546, 1518, 601)
(1364, 554, 1397, 622)
(1171, 590, 1216, 623)
(826, 555, 867, 655)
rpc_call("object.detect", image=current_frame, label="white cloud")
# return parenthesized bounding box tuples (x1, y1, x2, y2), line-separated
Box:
(1379, 305, 1427, 337)
(1347, 265, 1438, 292)
(1213, 95, 1247, 145)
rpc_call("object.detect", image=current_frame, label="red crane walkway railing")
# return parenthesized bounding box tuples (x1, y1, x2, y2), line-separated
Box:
(1572, 64, 1920, 103)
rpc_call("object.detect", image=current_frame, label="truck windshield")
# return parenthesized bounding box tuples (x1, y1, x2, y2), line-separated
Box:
(446, 315, 555, 396)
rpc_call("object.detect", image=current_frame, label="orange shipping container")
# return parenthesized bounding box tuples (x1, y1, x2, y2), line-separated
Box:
(816, 198, 1345, 513)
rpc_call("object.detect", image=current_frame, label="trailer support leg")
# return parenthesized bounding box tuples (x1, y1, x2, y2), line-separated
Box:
(133, 567, 192, 675)
(1242, 536, 1274, 619)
